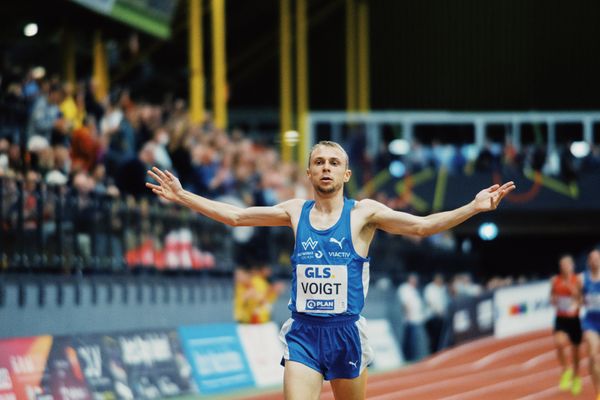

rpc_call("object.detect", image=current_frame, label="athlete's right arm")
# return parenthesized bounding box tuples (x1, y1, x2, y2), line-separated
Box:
(146, 167, 296, 227)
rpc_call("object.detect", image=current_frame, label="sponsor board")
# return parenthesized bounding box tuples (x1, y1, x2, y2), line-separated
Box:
(449, 293, 494, 345)
(237, 323, 283, 388)
(42, 336, 93, 400)
(0, 336, 53, 400)
(179, 324, 254, 395)
(494, 281, 553, 338)
(68, 335, 116, 400)
(99, 330, 194, 399)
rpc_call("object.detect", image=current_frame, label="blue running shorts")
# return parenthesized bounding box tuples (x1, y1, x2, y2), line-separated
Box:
(582, 313, 600, 333)
(279, 312, 374, 380)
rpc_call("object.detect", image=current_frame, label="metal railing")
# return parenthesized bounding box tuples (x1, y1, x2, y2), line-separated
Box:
(0, 177, 234, 273)
(308, 111, 600, 158)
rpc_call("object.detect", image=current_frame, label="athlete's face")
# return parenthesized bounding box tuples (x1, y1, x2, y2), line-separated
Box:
(307, 145, 351, 196)
(589, 250, 600, 272)
(559, 256, 574, 276)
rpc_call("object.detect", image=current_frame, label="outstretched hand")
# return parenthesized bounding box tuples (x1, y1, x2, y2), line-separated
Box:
(473, 181, 516, 212)
(146, 167, 183, 202)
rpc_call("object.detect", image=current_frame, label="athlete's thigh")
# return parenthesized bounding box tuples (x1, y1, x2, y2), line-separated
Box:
(584, 330, 600, 355)
(330, 367, 368, 400)
(284, 360, 324, 400)
(553, 330, 569, 346)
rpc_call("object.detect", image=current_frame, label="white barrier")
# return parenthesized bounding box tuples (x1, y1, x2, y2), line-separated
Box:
(238, 323, 284, 388)
(367, 319, 404, 370)
(494, 281, 553, 338)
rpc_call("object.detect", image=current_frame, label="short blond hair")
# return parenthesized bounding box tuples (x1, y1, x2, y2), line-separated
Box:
(308, 141, 349, 169)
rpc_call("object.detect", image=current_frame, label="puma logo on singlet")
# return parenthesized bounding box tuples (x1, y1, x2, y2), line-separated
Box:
(329, 237, 346, 249)
(348, 360, 358, 368)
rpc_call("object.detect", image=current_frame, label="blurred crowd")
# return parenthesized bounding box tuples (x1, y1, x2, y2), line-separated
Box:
(0, 68, 311, 207)
(0, 67, 312, 271)
(395, 271, 528, 362)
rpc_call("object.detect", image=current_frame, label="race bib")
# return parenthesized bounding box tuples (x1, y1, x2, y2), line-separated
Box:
(587, 293, 600, 311)
(296, 264, 348, 314)
(556, 296, 576, 313)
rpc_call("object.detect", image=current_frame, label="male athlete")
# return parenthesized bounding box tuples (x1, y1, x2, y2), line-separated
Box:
(581, 249, 600, 400)
(147, 140, 515, 400)
(550, 254, 582, 395)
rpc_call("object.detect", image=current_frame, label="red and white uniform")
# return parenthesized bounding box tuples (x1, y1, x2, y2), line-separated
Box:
(552, 275, 579, 317)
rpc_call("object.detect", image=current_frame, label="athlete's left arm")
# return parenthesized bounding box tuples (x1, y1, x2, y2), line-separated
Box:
(366, 181, 515, 237)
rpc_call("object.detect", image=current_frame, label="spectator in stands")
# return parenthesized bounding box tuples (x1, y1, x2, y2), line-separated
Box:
(424, 273, 449, 353)
(26, 82, 64, 151)
(451, 273, 483, 298)
(0, 137, 9, 175)
(550, 254, 582, 395)
(84, 78, 104, 124)
(70, 115, 100, 172)
(116, 142, 155, 199)
(69, 171, 96, 258)
(190, 143, 219, 197)
(59, 82, 84, 132)
(398, 273, 429, 361)
(149, 128, 173, 172)
(22, 68, 40, 106)
(101, 94, 137, 179)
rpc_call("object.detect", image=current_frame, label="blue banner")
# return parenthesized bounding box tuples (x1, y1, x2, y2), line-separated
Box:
(179, 324, 255, 395)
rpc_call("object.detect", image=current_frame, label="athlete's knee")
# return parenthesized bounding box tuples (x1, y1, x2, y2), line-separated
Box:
(555, 333, 569, 348)
(590, 352, 600, 370)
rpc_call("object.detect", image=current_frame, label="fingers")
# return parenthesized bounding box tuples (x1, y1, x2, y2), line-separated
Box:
(151, 166, 170, 182)
(487, 184, 500, 192)
(492, 182, 516, 207)
(146, 182, 160, 190)
(147, 169, 164, 184)
(500, 181, 516, 191)
(165, 170, 177, 180)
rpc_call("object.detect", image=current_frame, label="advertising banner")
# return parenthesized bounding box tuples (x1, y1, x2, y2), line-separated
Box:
(179, 324, 254, 395)
(0, 335, 53, 400)
(98, 330, 194, 399)
(449, 292, 494, 345)
(494, 281, 553, 338)
(66, 335, 117, 400)
(41, 336, 93, 400)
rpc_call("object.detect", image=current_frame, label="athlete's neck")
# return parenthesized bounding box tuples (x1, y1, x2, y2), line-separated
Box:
(313, 192, 344, 214)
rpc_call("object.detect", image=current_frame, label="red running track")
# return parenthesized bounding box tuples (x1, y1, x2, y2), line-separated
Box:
(241, 330, 594, 400)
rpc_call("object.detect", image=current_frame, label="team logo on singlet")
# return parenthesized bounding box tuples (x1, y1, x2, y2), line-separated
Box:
(298, 237, 323, 259)
(301, 237, 318, 250)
